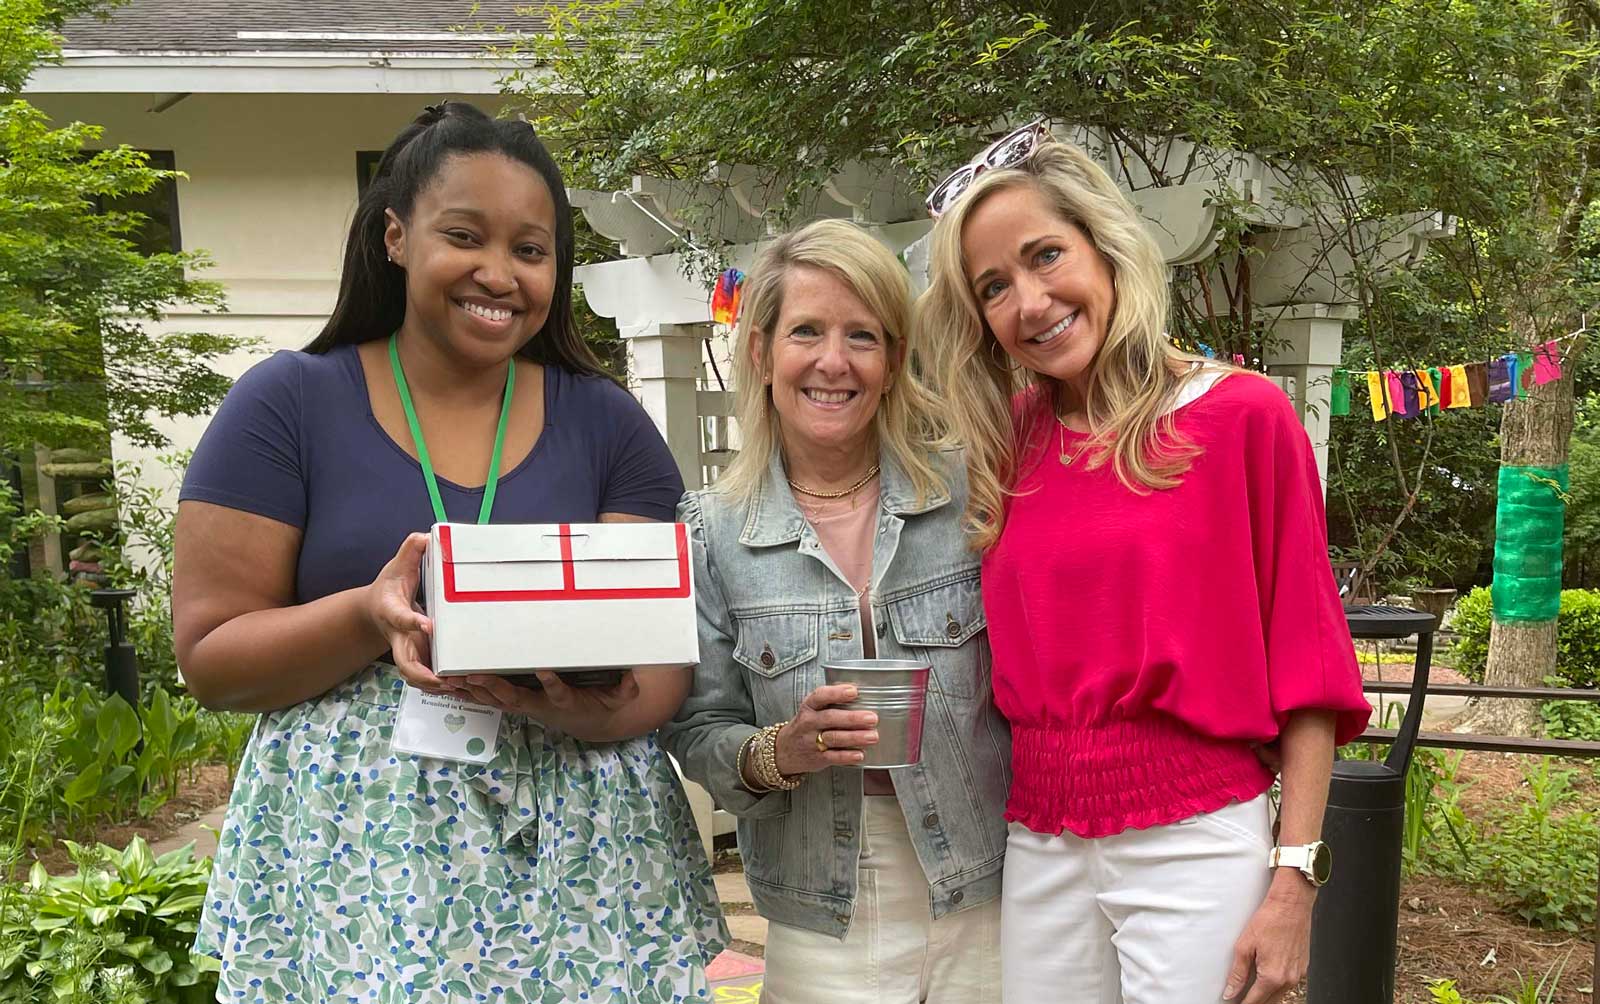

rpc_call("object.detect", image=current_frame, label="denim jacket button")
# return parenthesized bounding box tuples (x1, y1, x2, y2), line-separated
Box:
(950, 890, 965, 905)
(834, 913, 851, 926)
(876, 621, 888, 638)
(945, 619, 963, 639)
(760, 648, 775, 668)
(923, 812, 939, 829)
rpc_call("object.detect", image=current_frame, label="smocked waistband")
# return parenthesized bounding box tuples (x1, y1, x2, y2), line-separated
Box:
(1006, 716, 1275, 839)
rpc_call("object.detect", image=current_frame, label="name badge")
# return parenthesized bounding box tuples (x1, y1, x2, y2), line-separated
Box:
(390, 686, 502, 764)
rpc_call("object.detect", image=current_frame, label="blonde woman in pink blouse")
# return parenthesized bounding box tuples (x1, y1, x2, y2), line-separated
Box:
(918, 125, 1371, 1003)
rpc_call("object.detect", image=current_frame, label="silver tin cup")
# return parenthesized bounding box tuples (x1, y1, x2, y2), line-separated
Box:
(822, 659, 931, 768)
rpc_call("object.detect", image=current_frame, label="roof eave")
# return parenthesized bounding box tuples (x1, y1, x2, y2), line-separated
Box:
(27, 50, 547, 95)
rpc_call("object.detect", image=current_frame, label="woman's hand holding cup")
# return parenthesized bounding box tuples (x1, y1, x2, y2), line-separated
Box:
(775, 684, 879, 775)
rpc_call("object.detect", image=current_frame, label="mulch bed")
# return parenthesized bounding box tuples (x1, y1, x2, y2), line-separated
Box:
(21, 762, 236, 876)
(1392, 875, 1593, 1003)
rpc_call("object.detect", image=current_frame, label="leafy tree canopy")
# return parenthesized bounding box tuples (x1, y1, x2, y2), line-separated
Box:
(509, 0, 1599, 589)
(2, 0, 241, 450)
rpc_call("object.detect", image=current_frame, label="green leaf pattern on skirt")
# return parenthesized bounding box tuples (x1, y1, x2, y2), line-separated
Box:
(194, 663, 727, 1003)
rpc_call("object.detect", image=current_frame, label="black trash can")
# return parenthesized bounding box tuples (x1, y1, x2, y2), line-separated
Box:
(1307, 605, 1435, 1004)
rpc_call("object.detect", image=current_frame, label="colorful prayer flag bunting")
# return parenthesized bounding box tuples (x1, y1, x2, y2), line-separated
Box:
(1337, 337, 1571, 422)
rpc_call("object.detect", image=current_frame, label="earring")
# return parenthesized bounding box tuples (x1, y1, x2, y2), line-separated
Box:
(988, 339, 1020, 372)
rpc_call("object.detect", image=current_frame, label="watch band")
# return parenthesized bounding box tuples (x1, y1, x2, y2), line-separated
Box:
(1270, 845, 1312, 870)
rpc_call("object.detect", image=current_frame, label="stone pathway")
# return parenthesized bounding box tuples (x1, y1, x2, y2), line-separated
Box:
(710, 870, 765, 998)
(150, 804, 227, 860)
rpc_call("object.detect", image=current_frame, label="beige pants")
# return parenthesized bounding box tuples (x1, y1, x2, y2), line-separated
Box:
(762, 797, 1001, 1004)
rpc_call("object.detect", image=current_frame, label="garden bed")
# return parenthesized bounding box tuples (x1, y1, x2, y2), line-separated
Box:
(19, 762, 236, 878)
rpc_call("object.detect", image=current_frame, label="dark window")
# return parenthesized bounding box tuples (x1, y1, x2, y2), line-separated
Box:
(357, 151, 384, 196)
(92, 149, 181, 255)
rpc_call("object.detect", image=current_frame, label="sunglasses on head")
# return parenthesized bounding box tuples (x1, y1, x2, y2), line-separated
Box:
(925, 119, 1051, 220)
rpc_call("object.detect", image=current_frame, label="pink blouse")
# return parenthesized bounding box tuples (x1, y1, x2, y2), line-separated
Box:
(982, 373, 1370, 838)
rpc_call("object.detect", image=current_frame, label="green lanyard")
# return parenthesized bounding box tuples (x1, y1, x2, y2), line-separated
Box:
(388, 333, 515, 525)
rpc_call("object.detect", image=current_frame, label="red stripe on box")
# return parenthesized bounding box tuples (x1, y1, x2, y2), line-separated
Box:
(560, 524, 577, 591)
(439, 523, 691, 603)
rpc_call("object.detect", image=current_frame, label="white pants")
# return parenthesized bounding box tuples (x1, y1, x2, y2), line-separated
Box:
(763, 797, 1001, 1004)
(1001, 794, 1274, 1004)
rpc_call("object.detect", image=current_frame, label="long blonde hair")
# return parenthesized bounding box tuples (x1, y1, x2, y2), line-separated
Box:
(919, 136, 1209, 549)
(715, 219, 945, 506)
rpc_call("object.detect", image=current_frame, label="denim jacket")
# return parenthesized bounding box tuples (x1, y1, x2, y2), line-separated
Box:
(659, 449, 1011, 939)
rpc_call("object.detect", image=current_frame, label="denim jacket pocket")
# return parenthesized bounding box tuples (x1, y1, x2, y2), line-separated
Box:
(887, 575, 988, 699)
(732, 612, 818, 679)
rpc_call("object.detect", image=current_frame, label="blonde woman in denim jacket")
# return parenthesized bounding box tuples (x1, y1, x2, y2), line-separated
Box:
(659, 220, 1011, 1003)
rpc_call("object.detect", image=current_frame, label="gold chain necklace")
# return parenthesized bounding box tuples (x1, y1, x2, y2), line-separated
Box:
(1056, 414, 1090, 467)
(788, 464, 881, 499)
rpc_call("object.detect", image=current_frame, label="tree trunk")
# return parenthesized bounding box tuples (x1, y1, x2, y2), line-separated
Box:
(1455, 0, 1593, 737)
(1456, 369, 1574, 736)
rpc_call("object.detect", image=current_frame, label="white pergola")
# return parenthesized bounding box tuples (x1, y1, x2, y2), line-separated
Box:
(572, 129, 1454, 493)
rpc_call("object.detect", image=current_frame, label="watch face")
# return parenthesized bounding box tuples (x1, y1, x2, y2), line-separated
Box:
(1311, 842, 1333, 885)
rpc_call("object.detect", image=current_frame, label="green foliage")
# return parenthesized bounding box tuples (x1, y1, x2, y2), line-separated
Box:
(1540, 691, 1600, 740)
(1430, 963, 1566, 1004)
(1450, 587, 1494, 683)
(1564, 395, 1600, 587)
(0, 680, 251, 846)
(0, 0, 109, 95)
(508, 0, 1600, 588)
(1412, 757, 1598, 933)
(1449, 586, 1600, 686)
(1482, 760, 1598, 932)
(99, 454, 187, 694)
(0, 100, 241, 451)
(42, 685, 210, 827)
(0, 838, 218, 1003)
(1, 1, 246, 451)
(510, 0, 1584, 215)
(1429, 981, 1470, 1004)
(0, 455, 252, 843)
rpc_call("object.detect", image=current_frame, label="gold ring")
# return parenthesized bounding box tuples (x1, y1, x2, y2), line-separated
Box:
(815, 732, 829, 753)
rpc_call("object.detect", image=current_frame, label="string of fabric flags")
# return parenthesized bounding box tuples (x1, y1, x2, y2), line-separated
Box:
(1331, 338, 1571, 420)
(711, 268, 744, 325)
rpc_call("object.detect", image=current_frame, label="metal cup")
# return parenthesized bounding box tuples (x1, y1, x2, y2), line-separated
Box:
(822, 659, 931, 768)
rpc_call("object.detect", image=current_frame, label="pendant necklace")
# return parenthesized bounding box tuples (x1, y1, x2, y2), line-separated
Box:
(1056, 414, 1089, 467)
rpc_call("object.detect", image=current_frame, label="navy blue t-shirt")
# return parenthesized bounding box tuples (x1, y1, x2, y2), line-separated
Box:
(181, 345, 685, 604)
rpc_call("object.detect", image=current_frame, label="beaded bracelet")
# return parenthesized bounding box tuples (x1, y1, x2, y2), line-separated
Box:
(738, 730, 770, 792)
(754, 721, 803, 791)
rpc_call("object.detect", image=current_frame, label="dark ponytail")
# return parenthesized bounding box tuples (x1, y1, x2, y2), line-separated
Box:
(305, 102, 606, 380)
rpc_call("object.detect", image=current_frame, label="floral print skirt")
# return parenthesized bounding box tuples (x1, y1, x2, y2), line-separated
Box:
(195, 663, 727, 1003)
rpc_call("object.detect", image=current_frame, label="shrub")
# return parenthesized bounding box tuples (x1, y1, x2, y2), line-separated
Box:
(1450, 587, 1600, 687)
(1541, 694, 1600, 740)
(1450, 586, 1492, 682)
(0, 838, 218, 1004)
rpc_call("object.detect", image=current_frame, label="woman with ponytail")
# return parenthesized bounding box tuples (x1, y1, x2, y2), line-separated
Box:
(174, 102, 726, 1002)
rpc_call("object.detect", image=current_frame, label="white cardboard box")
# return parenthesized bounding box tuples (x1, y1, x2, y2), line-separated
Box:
(425, 521, 698, 676)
